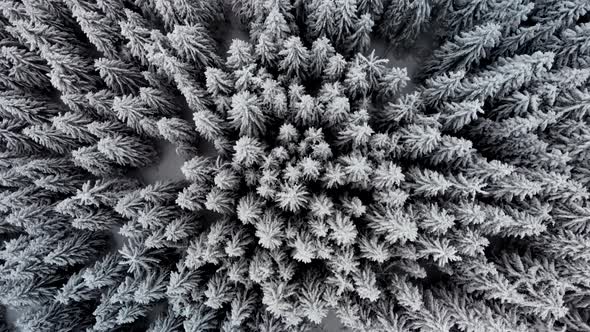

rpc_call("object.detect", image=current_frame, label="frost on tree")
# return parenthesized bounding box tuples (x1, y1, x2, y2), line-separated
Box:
(1, 0, 590, 331)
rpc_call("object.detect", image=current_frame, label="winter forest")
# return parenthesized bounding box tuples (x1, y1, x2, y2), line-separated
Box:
(1, 0, 590, 331)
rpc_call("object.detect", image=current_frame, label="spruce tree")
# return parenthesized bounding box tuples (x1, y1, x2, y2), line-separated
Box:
(1, 0, 590, 331)
(423, 23, 502, 76)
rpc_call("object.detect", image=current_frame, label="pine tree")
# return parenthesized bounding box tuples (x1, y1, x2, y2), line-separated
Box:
(547, 23, 590, 69)
(0, 92, 59, 126)
(425, 52, 555, 104)
(423, 23, 502, 76)
(16, 302, 93, 332)
(255, 32, 280, 69)
(366, 205, 418, 244)
(229, 91, 268, 137)
(254, 210, 283, 249)
(112, 95, 155, 135)
(120, 10, 152, 65)
(226, 39, 255, 70)
(168, 24, 220, 68)
(378, 66, 410, 100)
(344, 60, 370, 99)
(278, 36, 310, 80)
(147, 309, 183, 332)
(193, 109, 228, 142)
(381, 0, 431, 46)
(2, 0, 590, 330)
(44, 231, 107, 267)
(439, 100, 484, 131)
(358, 0, 384, 19)
(96, 0, 125, 21)
(422, 70, 466, 106)
(52, 112, 96, 144)
(139, 87, 179, 116)
(85, 90, 116, 118)
(275, 183, 310, 213)
(0, 45, 51, 91)
(181, 155, 214, 184)
(97, 134, 158, 168)
(95, 58, 146, 94)
(345, 13, 373, 54)
(177, 183, 209, 211)
(333, 0, 358, 46)
(438, 0, 496, 36)
(328, 211, 358, 246)
(228, 288, 258, 327)
(23, 124, 82, 154)
(309, 37, 336, 79)
(157, 117, 198, 146)
(72, 146, 121, 176)
(323, 53, 348, 81)
(73, 6, 122, 58)
(205, 67, 233, 96)
(306, 0, 336, 40)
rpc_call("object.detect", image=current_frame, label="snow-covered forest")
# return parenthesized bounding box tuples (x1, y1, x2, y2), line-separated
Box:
(1, 0, 590, 331)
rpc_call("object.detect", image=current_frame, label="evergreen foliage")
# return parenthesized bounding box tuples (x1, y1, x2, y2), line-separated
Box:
(0, 0, 590, 331)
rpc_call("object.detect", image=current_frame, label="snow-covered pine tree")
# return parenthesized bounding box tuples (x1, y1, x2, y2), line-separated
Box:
(1, 0, 590, 331)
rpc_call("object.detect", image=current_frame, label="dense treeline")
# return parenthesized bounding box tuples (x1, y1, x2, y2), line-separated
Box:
(1, 0, 590, 331)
